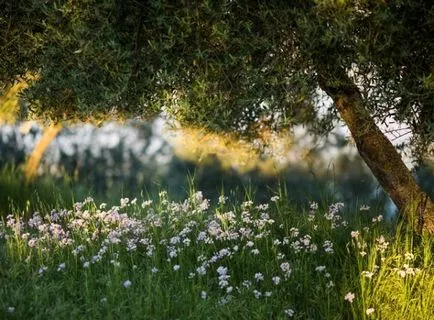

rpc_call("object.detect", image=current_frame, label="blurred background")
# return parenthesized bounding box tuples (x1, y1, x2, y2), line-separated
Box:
(1, 83, 433, 216)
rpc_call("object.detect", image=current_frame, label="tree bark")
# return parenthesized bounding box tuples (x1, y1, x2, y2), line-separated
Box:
(318, 70, 434, 234)
(24, 123, 62, 182)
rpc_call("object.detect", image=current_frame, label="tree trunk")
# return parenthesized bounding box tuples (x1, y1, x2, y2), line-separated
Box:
(24, 123, 62, 182)
(318, 70, 434, 234)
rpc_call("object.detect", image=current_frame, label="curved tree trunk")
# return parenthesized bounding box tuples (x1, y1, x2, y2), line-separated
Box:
(24, 123, 62, 182)
(319, 70, 434, 234)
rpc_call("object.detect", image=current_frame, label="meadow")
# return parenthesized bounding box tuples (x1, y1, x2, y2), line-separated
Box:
(1, 177, 434, 320)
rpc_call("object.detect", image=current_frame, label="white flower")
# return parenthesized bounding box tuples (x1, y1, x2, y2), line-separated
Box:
(83, 261, 90, 268)
(196, 266, 206, 275)
(7, 307, 15, 313)
(173, 264, 180, 271)
(100, 297, 107, 303)
(404, 252, 415, 260)
(151, 267, 159, 273)
(141, 200, 153, 208)
(272, 276, 281, 285)
(270, 195, 280, 202)
(361, 271, 374, 278)
(39, 266, 48, 274)
(123, 280, 132, 288)
(57, 263, 66, 272)
(351, 231, 360, 238)
(360, 205, 370, 211)
(254, 272, 264, 282)
(217, 266, 228, 276)
(280, 262, 291, 272)
(315, 265, 326, 272)
(265, 291, 272, 297)
(201, 291, 207, 300)
(253, 290, 262, 299)
(284, 308, 295, 317)
(120, 198, 130, 207)
(366, 308, 375, 315)
(218, 195, 227, 204)
(372, 215, 383, 223)
(344, 292, 355, 303)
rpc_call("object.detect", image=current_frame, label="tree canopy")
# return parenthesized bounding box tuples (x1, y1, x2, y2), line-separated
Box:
(1, 0, 434, 232)
(2, 0, 432, 150)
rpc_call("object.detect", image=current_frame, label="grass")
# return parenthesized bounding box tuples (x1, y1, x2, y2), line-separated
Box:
(0, 184, 434, 319)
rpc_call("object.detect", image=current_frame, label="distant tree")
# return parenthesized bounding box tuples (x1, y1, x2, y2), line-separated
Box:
(1, 1, 433, 232)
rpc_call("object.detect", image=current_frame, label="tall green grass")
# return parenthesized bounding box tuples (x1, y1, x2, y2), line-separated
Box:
(0, 185, 433, 319)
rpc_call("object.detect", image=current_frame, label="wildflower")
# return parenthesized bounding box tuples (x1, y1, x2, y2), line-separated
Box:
(265, 291, 272, 297)
(196, 266, 207, 275)
(404, 252, 414, 261)
(38, 266, 48, 274)
(272, 276, 281, 285)
(100, 297, 107, 303)
(284, 308, 295, 317)
(218, 195, 227, 204)
(376, 235, 389, 252)
(310, 201, 319, 211)
(83, 261, 90, 268)
(253, 290, 262, 299)
(217, 266, 228, 276)
(7, 307, 15, 313)
(351, 231, 360, 238)
(289, 227, 299, 238)
(151, 267, 159, 273)
(323, 240, 334, 253)
(123, 280, 132, 288)
(280, 262, 291, 272)
(372, 215, 383, 223)
(141, 200, 153, 208)
(270, 195, 280, 202)
(366, 308, 375, 315)
(315, 265, 326, 272)
(173, 264, 180, 271)
(246, 241, 254, 248)
(361, 271, 374, 279)
(226, 286, 233, 293)
(242, 280, 252, 288)
(201, 291, 207, 300)
(120, 198, 130, 207)
(251, 248, 260, 255)
(360, 205, 370, 211)
(57, 263, 66, 272)
(344, 292, 355, 303)
(218, 248, 231, 258)
(254, 273, 264, 282)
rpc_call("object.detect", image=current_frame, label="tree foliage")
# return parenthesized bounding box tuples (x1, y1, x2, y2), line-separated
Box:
(1, 0, 433, 154)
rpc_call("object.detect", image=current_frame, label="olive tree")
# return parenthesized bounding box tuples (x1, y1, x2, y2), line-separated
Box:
(1, 0, 433, 232)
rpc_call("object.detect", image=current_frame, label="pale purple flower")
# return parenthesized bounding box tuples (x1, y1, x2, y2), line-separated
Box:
(344, 292, 355, 303)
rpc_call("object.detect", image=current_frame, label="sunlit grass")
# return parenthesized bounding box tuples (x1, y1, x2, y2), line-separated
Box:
(0, 188, 433, 319)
